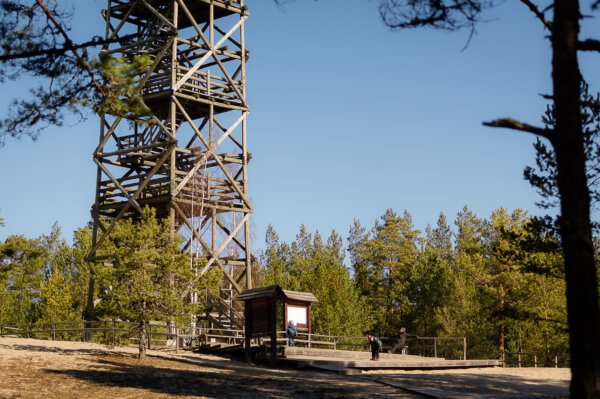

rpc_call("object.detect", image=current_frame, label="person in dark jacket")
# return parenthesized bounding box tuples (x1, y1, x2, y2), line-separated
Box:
(368, 334, 382, 360)
(286, 320, 298, 346)
(390, 327, 417, 354)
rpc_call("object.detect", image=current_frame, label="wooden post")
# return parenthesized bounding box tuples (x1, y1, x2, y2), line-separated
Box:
(147, 324, 151, 350)
(433, 337, 438, 358)
(270, 298, 277, 368)
(112, 320, 116, 346)
(463, 337, 467, 360)
(176, 327, 180, 353)
(555, 355, 559, 368)
(518, 353, 522, 368)
(245, 303, 251, 364)
(534, 354, 538, 368)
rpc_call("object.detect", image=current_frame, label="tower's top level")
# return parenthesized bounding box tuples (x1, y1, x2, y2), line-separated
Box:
(107, 0, 248, 28)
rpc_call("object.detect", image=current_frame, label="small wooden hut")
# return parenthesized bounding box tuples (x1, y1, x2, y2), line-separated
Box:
(235, 285, 318, 366)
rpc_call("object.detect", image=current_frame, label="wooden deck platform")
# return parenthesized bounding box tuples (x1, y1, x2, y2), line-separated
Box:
(196, 343, 500, 375)
(275, 347, 500, 375)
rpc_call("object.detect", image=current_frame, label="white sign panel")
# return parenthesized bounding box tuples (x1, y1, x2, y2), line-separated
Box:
(286, 305, 307, 325)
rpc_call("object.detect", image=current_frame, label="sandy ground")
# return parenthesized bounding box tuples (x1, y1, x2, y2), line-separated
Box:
(0, 337, 570, 398)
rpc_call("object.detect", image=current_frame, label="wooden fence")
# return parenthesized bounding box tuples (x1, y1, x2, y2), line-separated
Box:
(0, 321, 187, 352)
(0, 322, 466, 360)
(407, 337, 467, 360)
(500, 351, 570, 368)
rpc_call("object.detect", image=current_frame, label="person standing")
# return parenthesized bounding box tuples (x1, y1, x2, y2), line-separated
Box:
(286, 320, 298, 346)
(368, 334, 382, 360)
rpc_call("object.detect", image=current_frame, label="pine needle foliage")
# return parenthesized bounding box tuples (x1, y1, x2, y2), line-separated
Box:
(94, 207, 205, 359)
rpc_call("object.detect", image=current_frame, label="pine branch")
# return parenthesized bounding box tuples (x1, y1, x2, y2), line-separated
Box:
(483, 118, 554, 141)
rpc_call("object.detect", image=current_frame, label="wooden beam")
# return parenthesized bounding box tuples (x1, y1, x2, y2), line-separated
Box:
(142, 1, 177, 31)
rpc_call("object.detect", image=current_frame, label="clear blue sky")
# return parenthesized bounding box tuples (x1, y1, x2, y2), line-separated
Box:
(1, 1, 599, 253)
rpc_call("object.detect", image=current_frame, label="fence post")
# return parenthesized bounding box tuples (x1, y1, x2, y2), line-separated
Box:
(26, 324, 30, 339)
(518, 353, 522, 368)
(53, 323, 56, 341)
(176, 327, 179, 353)
(308, 332, 312, 349)
(433, 338, 438, 358)
(112, 320, 116, 346)
(534, 354, 537, 368)
(463, 337, 467, 360)
(555, 355, 558, 368)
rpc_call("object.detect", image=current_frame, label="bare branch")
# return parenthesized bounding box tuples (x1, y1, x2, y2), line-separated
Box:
(0, 33, 142, 62)
(539, 93, 600, 110)
(519, 0, 552, 31)
(578, 39, 600, 52)
(483, 118, 554, 141)
(35, 0, 104, 94)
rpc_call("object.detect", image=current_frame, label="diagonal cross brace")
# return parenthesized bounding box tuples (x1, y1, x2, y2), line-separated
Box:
(173, 16, 246, 92)
(173, 202, 243, 293)
(172, 110, 248, 197)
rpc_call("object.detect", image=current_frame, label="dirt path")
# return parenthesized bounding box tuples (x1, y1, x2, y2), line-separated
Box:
(0, 337, 570, 398)
(365, 367, 570, 398)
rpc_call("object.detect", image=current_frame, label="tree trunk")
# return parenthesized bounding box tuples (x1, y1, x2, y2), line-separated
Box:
(138, 321, 147, 360)
(499, 297, 505, 362)
(552, 1, 600, 397)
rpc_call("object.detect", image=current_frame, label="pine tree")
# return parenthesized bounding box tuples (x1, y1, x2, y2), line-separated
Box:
(361, 209, 421, 336)
(347, 218, 372, 299)
(444, 206, 495, 358)
(259, 224, 369, 336)
(411, 213, 455, 336)
(94, 207, 203, 359)
(40, 270, 73, 324)
(0, 234, 48, 325)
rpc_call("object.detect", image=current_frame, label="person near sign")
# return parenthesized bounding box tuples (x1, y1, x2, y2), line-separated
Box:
(286, 320, 298, 346)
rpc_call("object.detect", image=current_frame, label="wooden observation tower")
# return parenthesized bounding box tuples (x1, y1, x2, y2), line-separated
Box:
(87, 0, 251, 328)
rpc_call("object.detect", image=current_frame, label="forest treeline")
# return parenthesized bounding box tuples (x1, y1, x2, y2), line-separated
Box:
(1, 205, 595, 359)
(259, 206, 584, 359)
